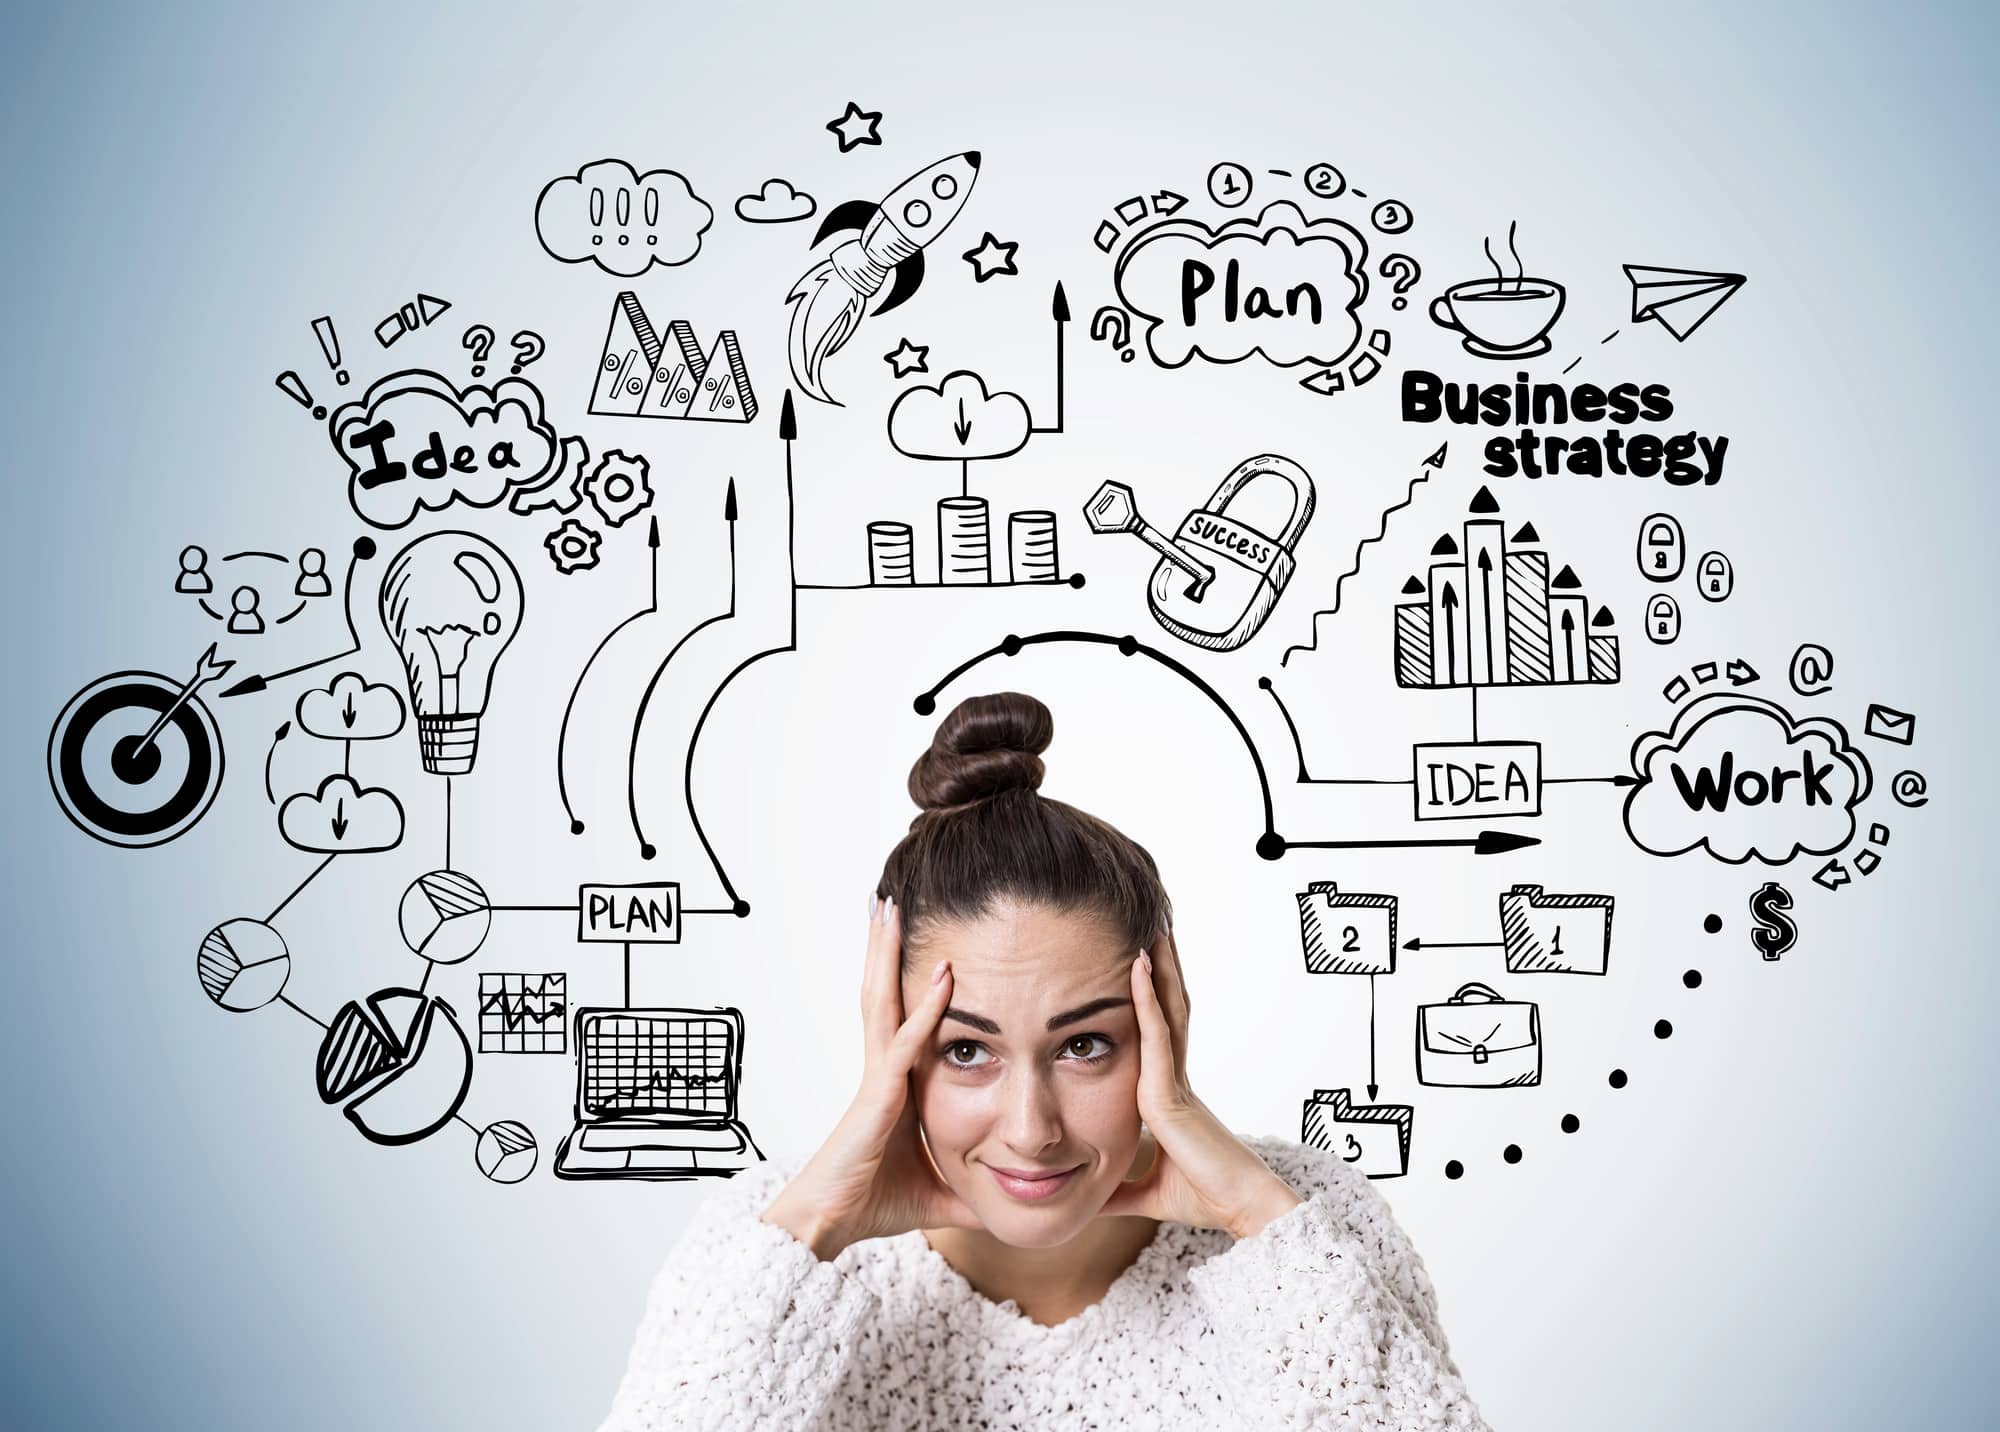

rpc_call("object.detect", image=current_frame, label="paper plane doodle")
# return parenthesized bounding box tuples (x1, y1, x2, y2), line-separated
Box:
(590, 291, 757, 423)
(1623, 265, 1745, 341)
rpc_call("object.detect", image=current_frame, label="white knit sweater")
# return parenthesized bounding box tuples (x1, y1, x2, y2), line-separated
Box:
(598, 1134, 1490, 1430)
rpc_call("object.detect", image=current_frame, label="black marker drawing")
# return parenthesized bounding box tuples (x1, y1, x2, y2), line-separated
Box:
(1890, 770, 1929, 808)
(589, 292, 757, 423)
(1624, 694, 1872, 863)
(1089, 306, 1135, 362)
(735, 178, 817, 224)
(581, 451, 654, 529)
(1416, 984, 1541, 1089)
(553, 1008, 764, 1180)
(316, 987, 473, 1146)
(507, 330, 545, 376)
(475, 1121, 539, 1184)
(1084, 455, 1314, 653)
(1280, 442, 1447, 667)
(479, 973, 568, 1054)
(1747, 881, 1797, 960)
(1695, 552, 1734, 602)
(1379, 254, 1420, 309)
(1091, 189, 1186, 254)
(48, 645, 231, 848)
(219, 538, 380, 699)
(175, 545, 211, 594)
(1369, 200, 1412, 234)
(296, 672, 405, 742)
(398, 870, 492, 965)
(379, 531, 523, 776)
(535, 160, 712, 275)
(556, 517, 662, 834)
(1646, 594, 1682, 645)
(179, 547, 330, 631)
(825, 100, 882, 152)
(1430, 223, 1564, 359)
(1302, 163, 1344, 199)
(311, 314, 349, 391)
(198, 918, 291, 1013)
(884, 337, 930, 377)
(375, 292, 450, 348)
(462, 325, 495, 377)
(1789, 643, 1834, 698)
(786, 152, 982, 405)
(1297, 882, 1397, 975)
(1625, 265, 1745, 341)
(1393, 499, 1619, 688)
(1639, 514, 1685, 582)
(1206, 162, 1253, 209)
(1499, 885, 1613, 975)
(1302, 1089, 1411, 1180)
(960, 231, 1020, 282)
(279, 773, 405, 854)
(1863, 703, 1916, 746)
(545, 517, 603, 575)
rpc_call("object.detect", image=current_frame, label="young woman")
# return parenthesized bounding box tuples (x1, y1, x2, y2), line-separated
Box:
(600, 692, 1489, 1430)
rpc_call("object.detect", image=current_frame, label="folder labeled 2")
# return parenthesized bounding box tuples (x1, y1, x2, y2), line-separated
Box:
(1297, 881, 1397, 976)
(1416, 983, 1541, 1088)
(1498, 884, 1612, 975)
(1302, 1088, 1412, 1180)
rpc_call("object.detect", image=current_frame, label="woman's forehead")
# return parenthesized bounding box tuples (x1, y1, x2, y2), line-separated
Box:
(918, 900, 1130, 966)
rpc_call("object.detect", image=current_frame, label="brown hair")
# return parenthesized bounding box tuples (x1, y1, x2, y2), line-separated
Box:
(876, 692, 1172, 964)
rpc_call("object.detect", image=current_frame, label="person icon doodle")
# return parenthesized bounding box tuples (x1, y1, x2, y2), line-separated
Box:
(175, 545, 212, 595)
(226, 584, 265, 635)
(295, 547, 331, 597)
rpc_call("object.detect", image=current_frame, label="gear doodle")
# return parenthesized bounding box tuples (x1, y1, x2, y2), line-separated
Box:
(544, 517, 603, 574)
(584, 450, 655, 529)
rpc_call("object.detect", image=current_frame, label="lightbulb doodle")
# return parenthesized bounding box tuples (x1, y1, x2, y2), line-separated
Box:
(43, 113, 1938, 1193)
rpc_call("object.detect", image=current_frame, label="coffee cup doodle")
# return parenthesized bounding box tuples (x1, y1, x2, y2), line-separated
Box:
(1430, 223, 1566, 359)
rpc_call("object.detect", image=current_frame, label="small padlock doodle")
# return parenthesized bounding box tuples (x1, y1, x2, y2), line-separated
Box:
(1646, 593, 1682, 644)
(1697, 551, 1733, 602)
(1148, 454, 1316, 653)
(1638, 513, 1684, 582)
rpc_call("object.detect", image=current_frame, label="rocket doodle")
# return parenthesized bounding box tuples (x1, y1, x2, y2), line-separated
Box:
(785, 151, 981, 405)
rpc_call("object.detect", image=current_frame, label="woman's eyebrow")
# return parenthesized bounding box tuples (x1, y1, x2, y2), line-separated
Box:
(941, 997, 1133, 1037)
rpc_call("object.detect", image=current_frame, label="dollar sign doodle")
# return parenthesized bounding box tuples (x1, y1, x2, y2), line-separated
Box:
(1748, 881, 1798, 960)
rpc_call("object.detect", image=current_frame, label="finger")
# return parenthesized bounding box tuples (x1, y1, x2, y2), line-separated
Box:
(862, 895, 902, 1052)
(888, 955, 952, 1073)
(1157, 928, 1191, 1067)
(1130, 950, 1182, 1111)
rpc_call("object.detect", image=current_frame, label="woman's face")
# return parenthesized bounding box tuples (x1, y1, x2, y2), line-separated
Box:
(903, 899, 1146, 1248)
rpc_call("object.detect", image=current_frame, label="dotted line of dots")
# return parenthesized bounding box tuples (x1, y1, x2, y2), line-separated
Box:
(1442, 912, 1718, 1181)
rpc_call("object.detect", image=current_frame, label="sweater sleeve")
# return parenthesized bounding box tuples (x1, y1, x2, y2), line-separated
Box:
(1183, 1140, 1489, 1430)
(597, 1162, 881, 1432)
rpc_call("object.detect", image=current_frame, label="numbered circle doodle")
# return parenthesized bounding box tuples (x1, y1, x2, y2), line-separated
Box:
(48, 671, 224, 848)
(1206, 162, 1253, 209)
(1304, 162, 1345, 199)
(1370, 198, 1413, 234)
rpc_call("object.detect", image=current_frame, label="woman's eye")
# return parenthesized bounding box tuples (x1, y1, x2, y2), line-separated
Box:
(942, 1040, 991, 1068)
(1060, 1033, 1115, 1064)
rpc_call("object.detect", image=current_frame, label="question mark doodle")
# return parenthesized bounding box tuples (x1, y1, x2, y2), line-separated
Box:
(509, 330, 546, 375)
(1089, 305, 1134, 362)
(1379, 254, 1421, 310)
(462, 325, 496, 378)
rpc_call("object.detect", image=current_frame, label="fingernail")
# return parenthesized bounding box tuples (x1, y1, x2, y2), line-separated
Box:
(1141, 952, 1154, 974)
(884, 896, 896, 923)
(932, 959, 949, 985)
(871, 894, 881, 923)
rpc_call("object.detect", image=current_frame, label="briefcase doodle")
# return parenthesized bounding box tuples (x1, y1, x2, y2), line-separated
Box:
(1301, 1087, 1413, 1179)
(1498, 884, 1613, 975)
(1415, 982, 1541, 1088)
(1297, 881, 1397, 976)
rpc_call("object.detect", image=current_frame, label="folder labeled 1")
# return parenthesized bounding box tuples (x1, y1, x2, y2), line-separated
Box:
(1302, 1088, 1412, 1180)
(1297, 881, 1397, 976)
(1498, 884, 1612, 975)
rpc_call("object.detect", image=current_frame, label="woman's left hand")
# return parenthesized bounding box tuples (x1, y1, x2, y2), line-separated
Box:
(1098, 929, 1305, 1240)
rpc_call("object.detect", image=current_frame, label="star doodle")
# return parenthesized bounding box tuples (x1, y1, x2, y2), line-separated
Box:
(961, 231, 1020, 282)
(884, 338, 931, 378)
(825, 101, 883, 153)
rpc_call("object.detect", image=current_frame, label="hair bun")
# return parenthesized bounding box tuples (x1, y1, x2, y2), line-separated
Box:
(908, 691, 1053, 811)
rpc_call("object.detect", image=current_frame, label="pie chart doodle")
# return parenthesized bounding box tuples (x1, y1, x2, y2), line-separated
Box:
(316, 987, 472, 1146)
(197, 918, 291, 1012)
(49, 669, 226, 849)
(398, 870, 491, 964)
(476, 1120, 539, 1184)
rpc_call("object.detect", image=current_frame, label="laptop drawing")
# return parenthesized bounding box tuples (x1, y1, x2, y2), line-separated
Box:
(553, 1006, 763, 1180)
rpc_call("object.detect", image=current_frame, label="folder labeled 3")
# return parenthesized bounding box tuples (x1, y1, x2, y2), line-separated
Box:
(1297, 881, 1397, 976)
(1302, 1088, 1413, 1179)
(1499, 884, 1613, 975)
(1416, 983, 1541, 1088)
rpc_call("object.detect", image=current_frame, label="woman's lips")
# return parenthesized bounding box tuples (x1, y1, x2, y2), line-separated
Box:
(986, 1164, 1081, 1201)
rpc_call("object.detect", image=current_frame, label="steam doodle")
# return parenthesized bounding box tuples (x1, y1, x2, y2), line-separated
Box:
(1623, 694, 1872, 864)
(534, 159, 712, 275)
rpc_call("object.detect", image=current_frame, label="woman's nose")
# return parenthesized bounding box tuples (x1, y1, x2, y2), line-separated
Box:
(999, 1068, 1064, 1152)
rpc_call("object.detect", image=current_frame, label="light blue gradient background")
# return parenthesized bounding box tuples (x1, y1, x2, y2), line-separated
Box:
(4, 3, 1995, 1428)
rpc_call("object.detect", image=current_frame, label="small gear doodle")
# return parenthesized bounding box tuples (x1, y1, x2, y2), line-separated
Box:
(583, 450, 655, 529)
(544, 517, 602, 575)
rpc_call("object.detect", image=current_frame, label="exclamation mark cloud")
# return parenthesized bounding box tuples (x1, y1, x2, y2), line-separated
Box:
(536, 160, 712, 276)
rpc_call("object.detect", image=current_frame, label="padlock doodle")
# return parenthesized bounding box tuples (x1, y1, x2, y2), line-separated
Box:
(1638, 513, 1684, 582)
(1646, 594, 1682, 645)
(1696, 551, 1734, 602)
(1085, 455, 1315, 653)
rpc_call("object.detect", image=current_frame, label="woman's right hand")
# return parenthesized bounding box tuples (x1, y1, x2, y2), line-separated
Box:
(760, 895, 981, 1260)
